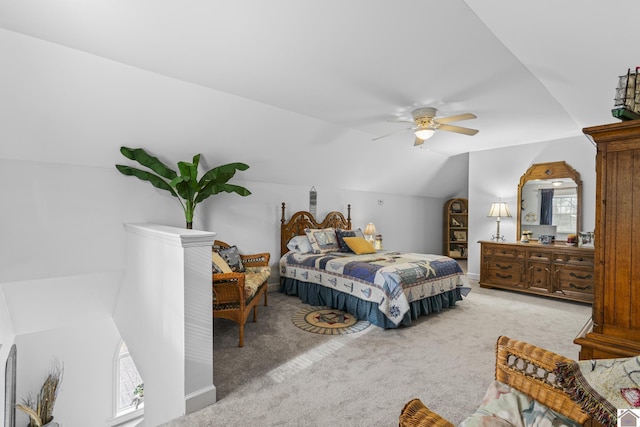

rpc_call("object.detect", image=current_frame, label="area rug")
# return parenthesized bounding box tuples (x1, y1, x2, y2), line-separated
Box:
(292, 306, 370, 335)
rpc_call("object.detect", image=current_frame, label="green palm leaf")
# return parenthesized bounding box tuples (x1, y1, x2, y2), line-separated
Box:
(115, 165, 179, 198)
(119, 147, 177, 180)
(116, 147, 250, 228)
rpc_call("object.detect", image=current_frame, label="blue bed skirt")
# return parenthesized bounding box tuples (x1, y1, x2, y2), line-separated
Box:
(280, 277, 463, 328)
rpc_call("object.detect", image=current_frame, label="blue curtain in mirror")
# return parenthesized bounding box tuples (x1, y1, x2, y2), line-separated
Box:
(540, 189, 554, 225)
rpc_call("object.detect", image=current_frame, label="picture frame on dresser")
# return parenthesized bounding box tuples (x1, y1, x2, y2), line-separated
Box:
(578, 231, 593, 247)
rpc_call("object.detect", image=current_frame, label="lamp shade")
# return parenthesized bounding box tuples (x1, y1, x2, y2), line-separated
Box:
(364, 222, 377, 236)
(414, 128, 435, 140)
(487, 202, 512, 218)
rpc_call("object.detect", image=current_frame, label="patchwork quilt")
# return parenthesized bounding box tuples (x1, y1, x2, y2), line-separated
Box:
(280, 251, 470, 325)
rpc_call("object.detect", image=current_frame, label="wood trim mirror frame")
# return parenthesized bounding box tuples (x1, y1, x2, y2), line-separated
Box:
(516, 161, 582, 242)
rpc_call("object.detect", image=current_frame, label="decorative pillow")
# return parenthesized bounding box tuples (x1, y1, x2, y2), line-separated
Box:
(555, 355, 640, 426)
(218, 245, 245, 272)
(460, 381, 581, 427)
(286, 235, 313, 254)
(305, 228, 340, 253)
(335, 228, 365, 252)
(212, 252, 233, 274)
(342, 236, 376, 255)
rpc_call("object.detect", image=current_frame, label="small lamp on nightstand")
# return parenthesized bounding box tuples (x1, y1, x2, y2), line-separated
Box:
(487, 200, 511, 242)
(364, 222, 377, 243)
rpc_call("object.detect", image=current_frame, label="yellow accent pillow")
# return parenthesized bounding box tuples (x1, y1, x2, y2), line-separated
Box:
(212, 252, 233, 274)
(342, 236, 376, 254)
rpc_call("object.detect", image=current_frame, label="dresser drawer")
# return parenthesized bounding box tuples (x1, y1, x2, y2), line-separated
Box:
(527, 250, 551, 263)
(485, 246, 523, 259)
(564, 254, 595, 267)
(487, 262, 523, 287)
(557, 268, 594, 301)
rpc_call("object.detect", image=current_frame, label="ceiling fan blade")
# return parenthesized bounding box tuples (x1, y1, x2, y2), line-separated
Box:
(437, 123, 479, 136)
(435, 113, 477, 124)
(388, 119, 415, 124)
(414, 137, 425, 146)
(371, 127, 414, 141)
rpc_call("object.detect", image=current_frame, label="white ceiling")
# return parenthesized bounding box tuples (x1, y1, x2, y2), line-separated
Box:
(0, 0, 636, 197)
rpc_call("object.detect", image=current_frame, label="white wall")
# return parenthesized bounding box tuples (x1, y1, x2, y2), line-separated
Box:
(13, 318, 121, 427)
(467, 136, 597, 279)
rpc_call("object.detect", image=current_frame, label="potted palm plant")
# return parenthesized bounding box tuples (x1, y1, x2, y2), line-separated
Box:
(115, 147, 251, 229)
(16, 361, 63, 427)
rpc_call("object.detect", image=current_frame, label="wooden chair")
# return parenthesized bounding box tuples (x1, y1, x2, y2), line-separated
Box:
(212, 240, 270, 347)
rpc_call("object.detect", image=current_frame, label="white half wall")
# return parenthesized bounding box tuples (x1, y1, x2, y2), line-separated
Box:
(114, 223, 216, 427)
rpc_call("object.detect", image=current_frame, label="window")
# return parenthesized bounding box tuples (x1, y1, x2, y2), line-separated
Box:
(116, 341, 143, 415)
(552, 189, 578, 234)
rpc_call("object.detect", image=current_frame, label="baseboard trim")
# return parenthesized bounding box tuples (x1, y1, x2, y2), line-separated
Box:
(185, 384, 216, 414)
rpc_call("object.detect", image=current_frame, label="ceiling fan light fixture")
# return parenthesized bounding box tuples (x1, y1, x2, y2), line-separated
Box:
(414, 128, 435, 140)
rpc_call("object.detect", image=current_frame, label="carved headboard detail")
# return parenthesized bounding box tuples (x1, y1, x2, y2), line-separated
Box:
(280, 202, 351, 256)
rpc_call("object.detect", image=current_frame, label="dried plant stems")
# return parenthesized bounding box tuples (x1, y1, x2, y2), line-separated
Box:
(16, 360, 63, 427)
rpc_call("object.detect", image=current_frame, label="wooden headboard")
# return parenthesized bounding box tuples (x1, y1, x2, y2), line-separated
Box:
(280, 202, 351, 256)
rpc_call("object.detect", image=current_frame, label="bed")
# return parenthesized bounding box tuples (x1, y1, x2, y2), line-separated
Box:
(279, 202, 471, 328)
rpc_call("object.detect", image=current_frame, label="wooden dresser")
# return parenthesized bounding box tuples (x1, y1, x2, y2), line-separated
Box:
(574, 120, 640, 359)
(479, 241, 594, 303)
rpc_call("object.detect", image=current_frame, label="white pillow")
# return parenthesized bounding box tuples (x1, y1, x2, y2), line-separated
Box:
(287, 235, 313, 254)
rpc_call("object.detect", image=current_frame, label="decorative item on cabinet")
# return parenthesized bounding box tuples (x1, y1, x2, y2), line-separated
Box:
(578, 231, 594, 248)
(443, 198, 468, 259)
(612, 67, 640, 121)
(487, 200, 511, 242)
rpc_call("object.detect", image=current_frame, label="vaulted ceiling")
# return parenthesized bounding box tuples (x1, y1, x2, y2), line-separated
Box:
(0, 1, 636, 197)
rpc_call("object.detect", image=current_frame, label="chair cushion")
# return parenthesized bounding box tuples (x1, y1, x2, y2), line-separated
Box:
(243, 266, 271, 298)
(460, 381, 581, 427)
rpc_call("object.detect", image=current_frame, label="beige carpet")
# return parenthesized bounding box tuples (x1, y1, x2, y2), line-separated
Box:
(160, 274, 592, 427)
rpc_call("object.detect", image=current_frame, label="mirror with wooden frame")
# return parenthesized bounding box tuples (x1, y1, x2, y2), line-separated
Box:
(517, 161, 582, 243)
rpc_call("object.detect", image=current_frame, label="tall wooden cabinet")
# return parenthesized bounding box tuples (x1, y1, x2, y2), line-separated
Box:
(443, 198, 468, 259)
(574, 120, 640, 359)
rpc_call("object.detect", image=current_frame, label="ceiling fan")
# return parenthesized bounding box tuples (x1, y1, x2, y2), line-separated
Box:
(372, 107, 479, 146)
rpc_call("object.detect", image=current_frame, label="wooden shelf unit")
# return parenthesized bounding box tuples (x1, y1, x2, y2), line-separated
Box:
(443, 198, 468, 259)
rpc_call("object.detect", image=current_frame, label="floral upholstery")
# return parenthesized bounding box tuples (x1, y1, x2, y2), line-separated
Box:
(460, 381, 581, 427)
(243, 266, 271, 299)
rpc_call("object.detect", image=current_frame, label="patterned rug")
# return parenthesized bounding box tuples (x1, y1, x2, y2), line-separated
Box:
(292, 306, 370, 335)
